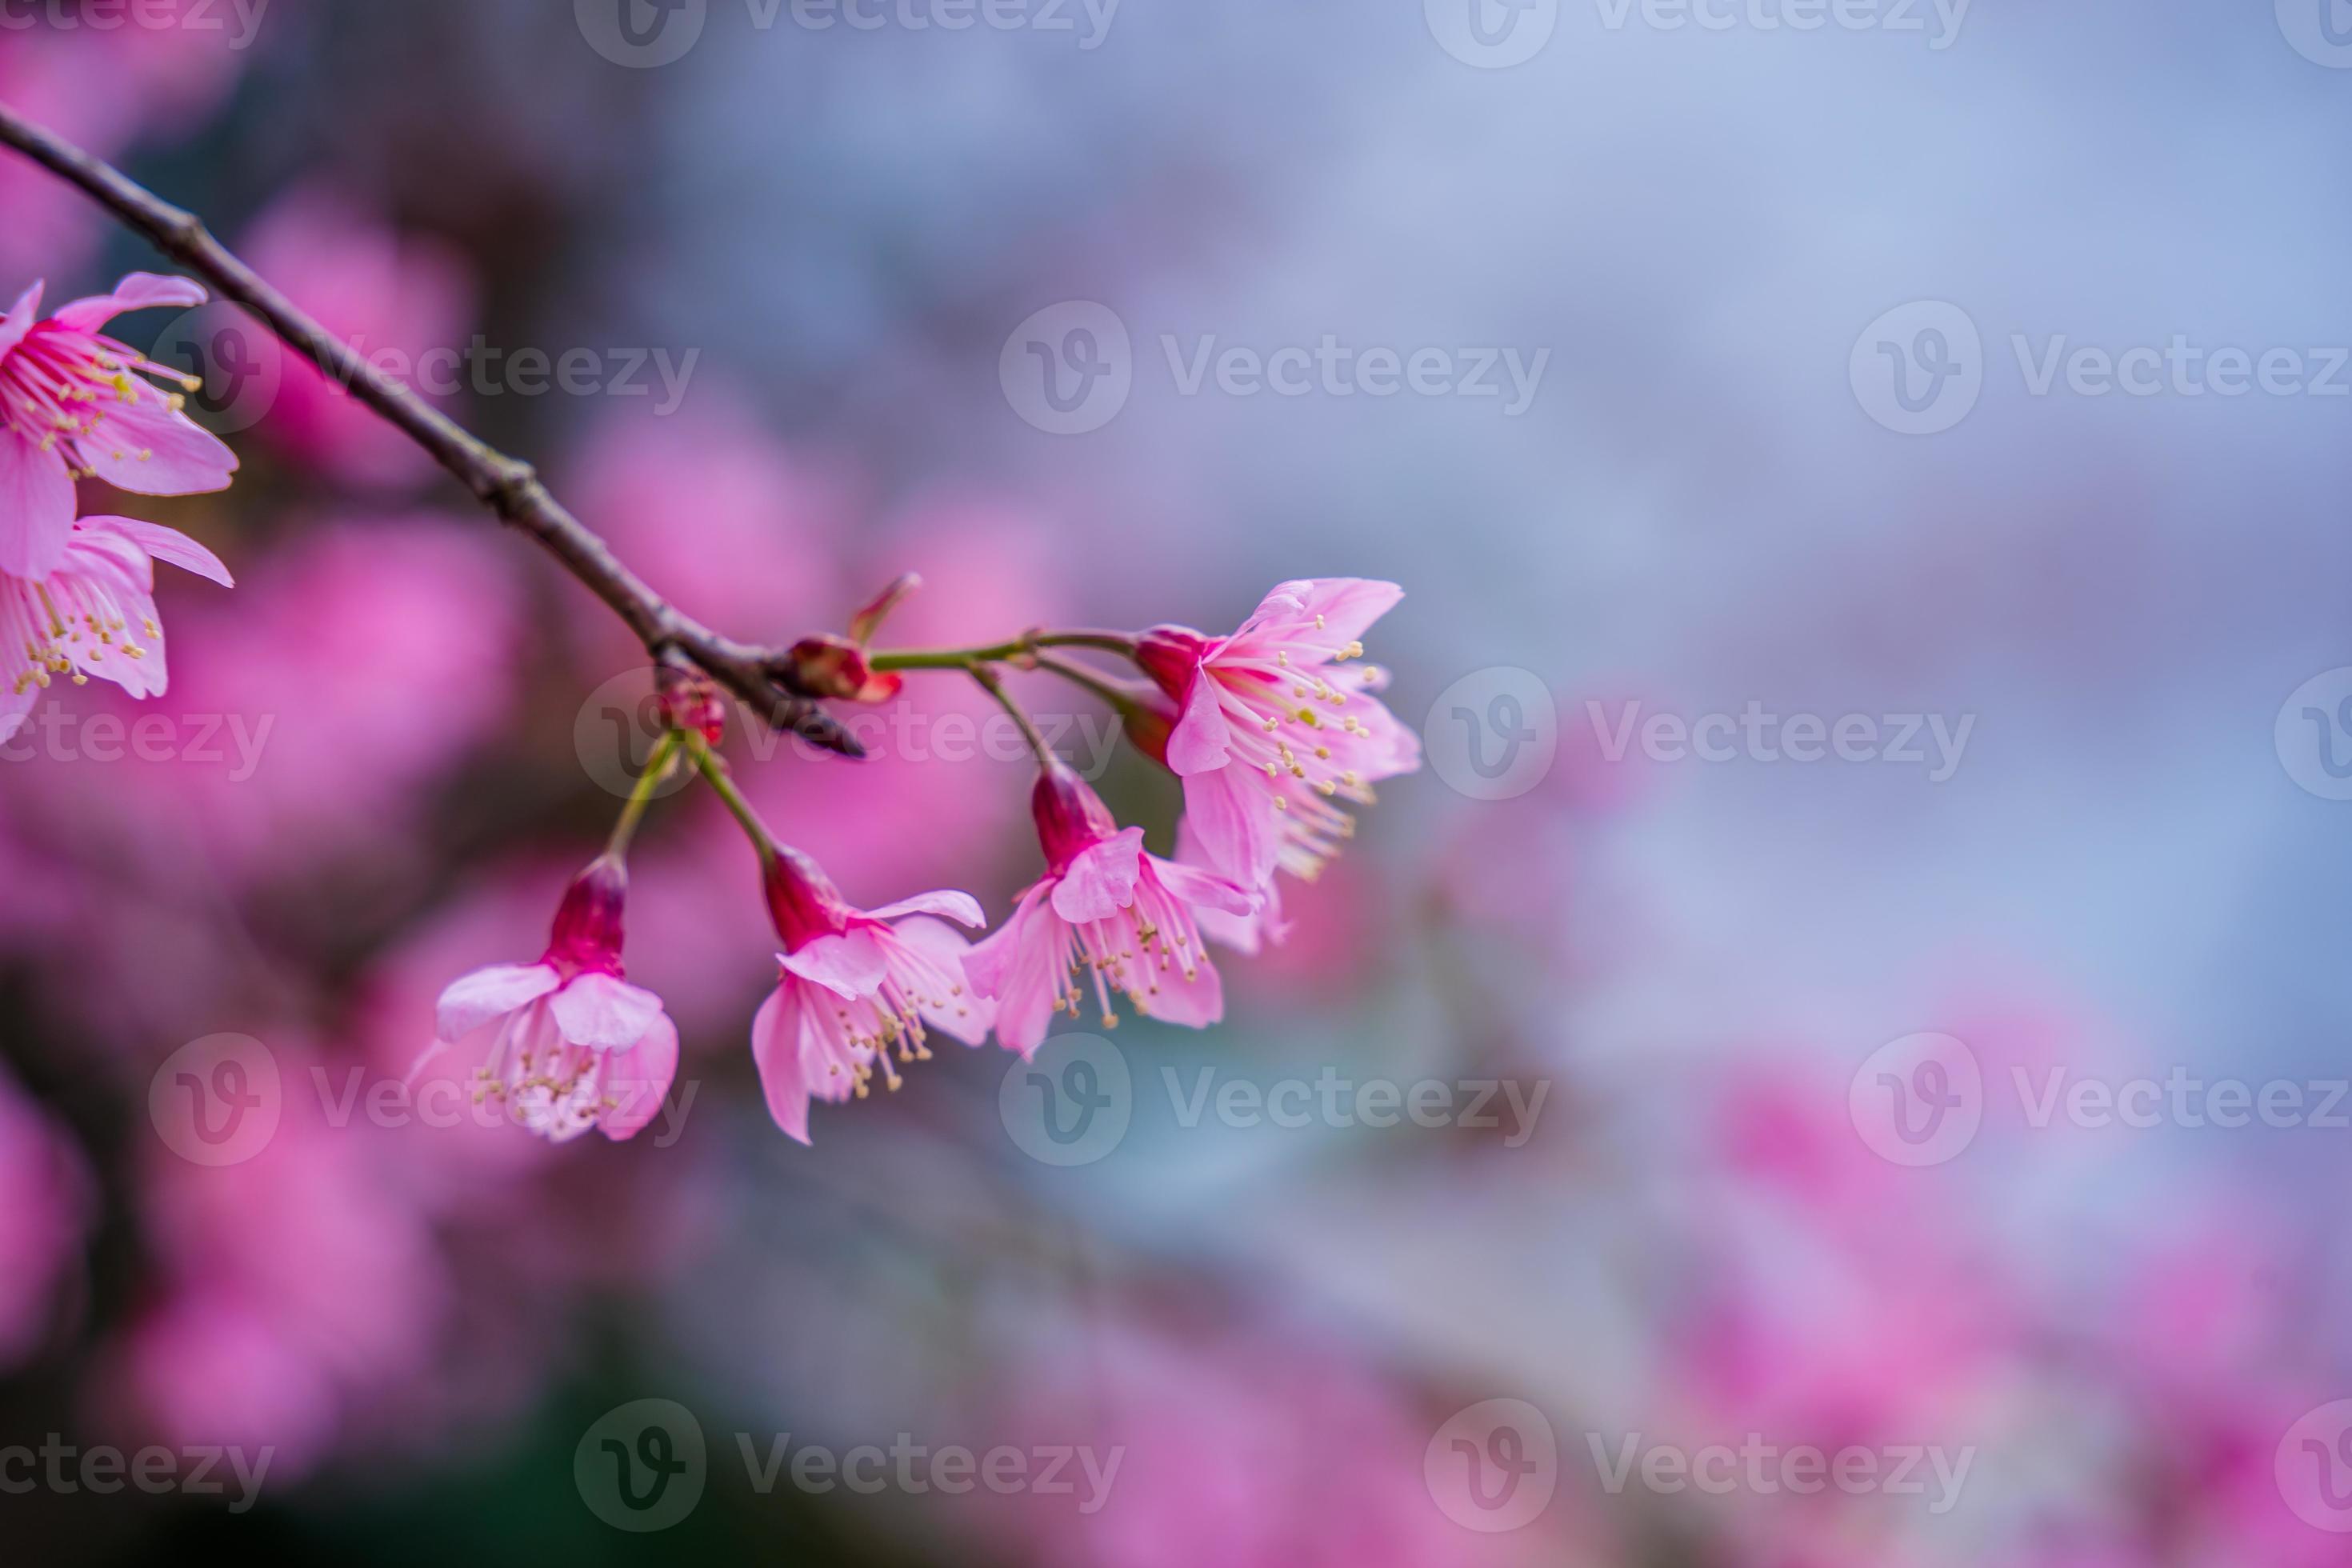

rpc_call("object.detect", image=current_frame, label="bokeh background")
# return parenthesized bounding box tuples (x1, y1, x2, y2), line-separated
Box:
(6, 0, 2352, 1562)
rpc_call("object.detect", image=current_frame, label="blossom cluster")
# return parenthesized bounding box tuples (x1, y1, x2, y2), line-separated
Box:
(428, 578, 1421, 1145)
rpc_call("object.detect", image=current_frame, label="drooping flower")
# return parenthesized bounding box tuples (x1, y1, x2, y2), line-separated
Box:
(1137, 578, 1419, 946)
(965, 762, 1255, 1055)
(0, 274, 238, 577)
(751, 846, 994, 1144)
(1, 513, 233, 744)
(416, 857, 678, 1143)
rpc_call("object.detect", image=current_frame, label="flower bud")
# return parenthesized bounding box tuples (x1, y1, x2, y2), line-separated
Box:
(786, 634, 903, 703)
(1030, 761, 1122, 870)
(546, 854, 630, 974)
(761, 844, 855, 950)
(1135, 624, 1212, 699)
(847, 572, 922, 646)
(657, 663, 727, 745)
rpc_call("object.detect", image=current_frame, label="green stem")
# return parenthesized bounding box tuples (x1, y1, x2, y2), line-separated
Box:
(869, 630, 1138, 673)
(686, 734, 779, 861)
(1030, 650, 1145, 716)
(606, 731, 682, 858)
(966, 662, 1056, 768)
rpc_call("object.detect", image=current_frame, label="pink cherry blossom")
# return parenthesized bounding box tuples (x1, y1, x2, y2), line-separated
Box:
(0, 274, 238, 577)
(416, 857, 679, 1143)
(966, 762, 1255, 1054)
(0, 512, 233, 744)
(1138, 578, 1419, 942)
(751, 845, 994, 1143)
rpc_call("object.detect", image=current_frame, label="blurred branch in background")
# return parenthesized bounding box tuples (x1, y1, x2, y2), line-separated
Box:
(0, 99, 865, 758)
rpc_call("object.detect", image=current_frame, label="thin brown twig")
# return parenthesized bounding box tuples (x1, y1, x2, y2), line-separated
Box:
(0, 101, 862, 758)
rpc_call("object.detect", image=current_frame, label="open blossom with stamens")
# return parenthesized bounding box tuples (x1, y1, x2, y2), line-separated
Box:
(0, 274, 238, 578)
(965, 762, 1256, 1054)
(752, 846, 995, 1144)
(1138, 578, 1420, 949)
(1, 514, 233, 745)
(415, 858, 678, 1143)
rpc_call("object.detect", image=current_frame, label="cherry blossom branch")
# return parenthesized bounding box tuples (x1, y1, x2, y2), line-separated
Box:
(964, 662, 1054, 768)
(0, 100, 863, 758)
(868, 630, 1138, 673)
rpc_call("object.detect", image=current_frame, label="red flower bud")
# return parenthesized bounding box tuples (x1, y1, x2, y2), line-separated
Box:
(847, 572, 922, 646)
(547, 854, 630, 974)
(762, 844, 855, 950)
(1135, 624, 1212, 699)
(787, 634, 904, 703)
(1030, 760, 1122, 870)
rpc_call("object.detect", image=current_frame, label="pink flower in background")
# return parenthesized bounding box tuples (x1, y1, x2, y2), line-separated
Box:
(1, 513, 233, 742)
(1139, 578, 1418, 946)
(752, 845, 993, 1143)
(239, 189, 476, 486)
(0, 274, 237, 576)
(966, 761, 1253, 1051)
(417, 858, 679, 1143)
(0, 1070, 90, 1370)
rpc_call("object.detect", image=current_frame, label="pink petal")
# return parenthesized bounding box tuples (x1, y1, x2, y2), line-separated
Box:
(750, 984, 814, 1145)
(964, 888, 1063, 1057)
(599, 1012, 679, 1142)
(1163, 668, 1232, 777)
(1140, 948, 1224, 1028)
(434, 962, 560, 1042)
(862, 888, 987, 929)
(0, 429, 75, 578)
(778, 927, 890, 1000)
(1237, 578, 1404, 650)
(0, 281, 43, 359)
(548, 971, 665, 1050)
(1051, 828, 1146, 923)
(82, 516, 234, 586)
(50, 273, 206, 333)
(890, 915, 994, 1047)
(80, 395, 238, 497)
(1178, 765, 1279, 889)
(1147, 854, 1258, 918)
